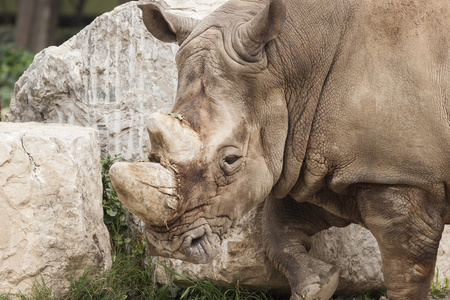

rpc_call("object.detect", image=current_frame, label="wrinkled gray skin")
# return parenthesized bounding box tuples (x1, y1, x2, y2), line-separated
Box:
(116, 0, 450, 299)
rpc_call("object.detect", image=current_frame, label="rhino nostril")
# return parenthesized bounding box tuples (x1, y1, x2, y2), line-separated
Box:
(191, 236, 203, 247)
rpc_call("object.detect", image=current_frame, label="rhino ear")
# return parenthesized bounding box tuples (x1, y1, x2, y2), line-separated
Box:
(138, 2, 199, 45)
(234, 0, 286, 61)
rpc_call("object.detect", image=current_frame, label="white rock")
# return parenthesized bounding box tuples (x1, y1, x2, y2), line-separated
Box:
(153, 203, 289, 292)
(7, 0, 450, 295)
(436, 227, 450, 285)
(153, 204, 384, 294)
(310, 224, 383, 294)
(0, 122, 111, 297)
(8, 0, 229, 162)
(7, 2, 178, 161)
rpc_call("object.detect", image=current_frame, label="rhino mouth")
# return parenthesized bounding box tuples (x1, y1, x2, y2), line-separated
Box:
(179, 225, 221, 263)
(110, 159, 226, 264)
(146, 222, 222, 264)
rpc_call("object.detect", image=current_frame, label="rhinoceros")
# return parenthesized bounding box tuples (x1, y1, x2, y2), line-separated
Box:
(109, 0, 450, 299)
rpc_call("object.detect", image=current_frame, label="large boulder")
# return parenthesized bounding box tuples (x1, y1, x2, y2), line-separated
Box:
(7, 2, 176, 161)
(0, 122, 111, 297)
(153, 206, 384, 294)
(7, 0, 225, 162)
(7, 0, 450, 295)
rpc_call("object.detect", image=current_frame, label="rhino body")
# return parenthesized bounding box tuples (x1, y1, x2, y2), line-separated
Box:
(110, 0, 450, 299)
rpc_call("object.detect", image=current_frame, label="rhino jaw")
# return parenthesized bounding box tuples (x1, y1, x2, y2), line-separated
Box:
(145, 221, 222, 264)
(109, 161, 179, 227)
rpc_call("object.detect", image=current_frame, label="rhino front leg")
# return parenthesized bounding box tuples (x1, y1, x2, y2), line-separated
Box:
(263, 196, 347, 300)
(357, 184, 447, 300)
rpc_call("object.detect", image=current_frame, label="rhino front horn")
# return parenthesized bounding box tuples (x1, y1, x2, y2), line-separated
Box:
(109, 161, 179, 227)
(147, 112, 202, 162)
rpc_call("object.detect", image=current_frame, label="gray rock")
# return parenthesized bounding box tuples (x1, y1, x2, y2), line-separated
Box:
(153, 203, 289, 292)
(436, 227, 450, 285)
(310, 224, 383, 294)
(153, 203, 384, 295)
(7, 2, 178, 162)
(0, 122, 111, 297)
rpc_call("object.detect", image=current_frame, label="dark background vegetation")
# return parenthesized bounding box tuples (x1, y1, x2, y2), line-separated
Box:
(1, 0, 133, 52)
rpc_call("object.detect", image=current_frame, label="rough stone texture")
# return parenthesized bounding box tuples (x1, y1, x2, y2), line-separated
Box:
(7, 2, 178, 161)
(0, 122, 111, 296)
(310, 225, 383, 293)
(7, 0, 450, 295)
(437, 227, 450, 283)
(153, 203, 289, 291)
(153, 204, 384, 295)
(7, 0, 227, 162)
(7, 0, 226, 160)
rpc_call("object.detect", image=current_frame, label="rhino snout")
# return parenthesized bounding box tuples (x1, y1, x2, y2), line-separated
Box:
(109, 161, 179, 227)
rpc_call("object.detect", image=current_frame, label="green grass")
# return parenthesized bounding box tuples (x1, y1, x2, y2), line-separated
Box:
(63, 253, 164, 300)
(0, 253, 279, 300)
(0, 0, 119, 15)
(431, 267, 450, 299)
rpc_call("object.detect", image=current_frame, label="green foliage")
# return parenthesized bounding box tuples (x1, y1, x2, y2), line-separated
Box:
(129, 231, 147, 258)
(159, 267, 275, 300)
(30, 276, 54, 300)
(0, 254, 278, 300)
(167, 113, 184, 122)
(62, 252, 168, 300)
(0, 26, 15, 44)
(431, 267, 449, 299)
(100, 154, 131, 253)
(0, 275, 56, 300)
(0, 43, 35, 119)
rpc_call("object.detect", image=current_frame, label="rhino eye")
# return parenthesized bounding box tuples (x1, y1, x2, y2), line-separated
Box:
(222, 155, 242, 175)
(220, 147, 243, 176)
(224, 155, 240, 165)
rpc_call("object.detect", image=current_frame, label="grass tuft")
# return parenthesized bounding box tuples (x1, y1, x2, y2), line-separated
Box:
(431, 267, 450, 299)
(62, 252, 163, 300)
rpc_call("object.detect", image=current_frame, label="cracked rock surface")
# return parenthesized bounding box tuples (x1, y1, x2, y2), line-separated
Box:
(7, 1, 178, 162)
(0, 122, 111, 297)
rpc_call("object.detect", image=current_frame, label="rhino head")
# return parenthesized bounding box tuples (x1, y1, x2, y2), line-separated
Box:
(110, 0, 291, 264)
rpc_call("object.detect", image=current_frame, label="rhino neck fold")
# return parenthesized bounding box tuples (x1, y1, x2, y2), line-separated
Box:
(269, 1, 349, 198)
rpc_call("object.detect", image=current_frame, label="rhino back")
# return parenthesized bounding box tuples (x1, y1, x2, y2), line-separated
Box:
(302, 0, 450, 193)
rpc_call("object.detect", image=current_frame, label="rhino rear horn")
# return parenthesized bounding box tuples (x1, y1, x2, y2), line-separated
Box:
(147, 112, 202, 162)
(234, 0, 286, 61)
(138, 2, 199, 45)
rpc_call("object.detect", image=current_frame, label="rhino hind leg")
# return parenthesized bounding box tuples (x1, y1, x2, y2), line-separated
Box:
(357, 184, 447, 300)
(262, 196, 348, 300)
